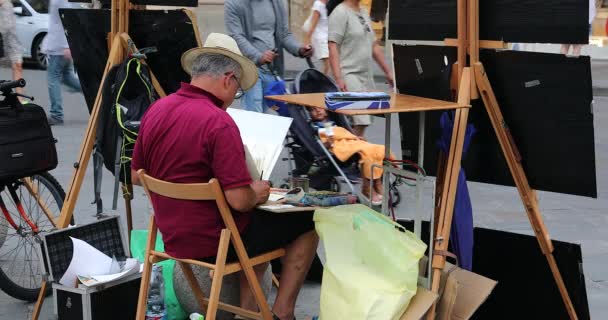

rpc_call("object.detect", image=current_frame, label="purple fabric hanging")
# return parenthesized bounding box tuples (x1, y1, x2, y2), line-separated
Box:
(437, 111, 476, 270)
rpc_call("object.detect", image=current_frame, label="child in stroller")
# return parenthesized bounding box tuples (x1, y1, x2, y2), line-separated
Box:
(309, 107, 391, 205)
(281, 67, 398, 206)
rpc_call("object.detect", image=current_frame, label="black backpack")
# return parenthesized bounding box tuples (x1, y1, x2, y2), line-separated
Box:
(93, 58, 158, 213)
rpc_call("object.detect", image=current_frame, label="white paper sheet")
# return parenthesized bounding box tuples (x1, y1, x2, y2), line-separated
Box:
(227, 109, 292, 180)
(78, 258, 140, 287)
(59, 237, 113, 286)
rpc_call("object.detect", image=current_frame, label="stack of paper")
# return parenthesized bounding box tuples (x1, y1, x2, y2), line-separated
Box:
(59, 237, 141, 287)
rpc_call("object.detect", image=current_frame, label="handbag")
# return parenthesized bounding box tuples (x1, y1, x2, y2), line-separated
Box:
(0, 99, 58, 182)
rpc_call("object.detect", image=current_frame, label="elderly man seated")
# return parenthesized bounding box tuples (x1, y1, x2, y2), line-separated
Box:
(131, 33, 318, 320)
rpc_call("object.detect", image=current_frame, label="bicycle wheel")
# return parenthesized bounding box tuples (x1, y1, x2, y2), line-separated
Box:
(0, 172, 68, 302)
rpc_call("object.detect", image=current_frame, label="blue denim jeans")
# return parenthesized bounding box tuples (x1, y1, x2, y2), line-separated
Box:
(242, 68, 276, 113)
(47, 55, 81, 120)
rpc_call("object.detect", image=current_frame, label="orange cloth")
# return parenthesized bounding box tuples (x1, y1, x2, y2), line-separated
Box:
(319, 126, 392, 179)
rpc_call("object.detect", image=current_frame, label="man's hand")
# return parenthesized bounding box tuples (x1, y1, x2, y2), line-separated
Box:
(251, 180, 270, 204)
(299, 45, 314, 58)
(386, 72, 394, 88)
(258, 50, 278, 65)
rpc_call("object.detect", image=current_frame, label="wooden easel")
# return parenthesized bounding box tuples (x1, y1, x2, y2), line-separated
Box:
(31, 1, 168, 319)
(427, 0, 578, 319)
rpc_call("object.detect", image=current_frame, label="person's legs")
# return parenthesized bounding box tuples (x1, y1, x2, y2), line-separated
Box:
(343, 73, 371, 136)
(572, 44, 583, 57)
(61, 59, 82, 92)
(235, 210, 318, 319)
(321, 58, 330, 76)
(560, 44, 571, 55)
(272, 230, 319, 320)
(239, 262, 271, 312)
(11, 62, 23, 94)
(242, 69, 265, 113)
(47, 55, 65, 121)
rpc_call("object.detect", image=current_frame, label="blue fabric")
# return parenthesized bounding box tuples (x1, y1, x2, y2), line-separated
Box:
(437, 111, 476, 271)
(47, 55, 81, 120)
(242, 68, 276, 113)
(263, 79, 289, 116)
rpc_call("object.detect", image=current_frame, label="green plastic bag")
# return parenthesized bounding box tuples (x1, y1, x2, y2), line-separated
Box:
(314, 204, 427, 320)
(131, 230, 187, 320)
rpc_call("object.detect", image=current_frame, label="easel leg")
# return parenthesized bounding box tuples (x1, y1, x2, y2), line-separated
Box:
(428, 68, 471, 319)
(473, 62, 578, 320)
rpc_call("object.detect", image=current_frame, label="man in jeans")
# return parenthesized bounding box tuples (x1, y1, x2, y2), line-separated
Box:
(225, 0, 314, 113)
(44, 0, 81, 125)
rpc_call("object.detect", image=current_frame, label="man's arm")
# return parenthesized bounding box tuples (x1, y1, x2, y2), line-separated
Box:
(131, 169, 141, 186)
(224, 0, 264, 65)
(277, 1, 303, 56)
(224, 181, 269, 212)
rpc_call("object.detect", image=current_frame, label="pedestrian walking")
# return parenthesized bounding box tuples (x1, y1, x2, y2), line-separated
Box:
(225, 0, 314, 113)
(44, 0, 82, 125)
(0, 0, 24, 94)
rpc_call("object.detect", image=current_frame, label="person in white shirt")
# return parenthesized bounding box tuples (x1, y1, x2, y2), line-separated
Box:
(304, 0, 330, 75)
(43, 0, 82, 125)
(560, 0, 596, 57)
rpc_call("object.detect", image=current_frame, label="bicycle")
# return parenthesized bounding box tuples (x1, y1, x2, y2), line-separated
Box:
(0, 79, 71, 301)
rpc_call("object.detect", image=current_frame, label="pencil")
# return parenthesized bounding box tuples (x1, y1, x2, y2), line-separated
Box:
(260, 170, 264, 181)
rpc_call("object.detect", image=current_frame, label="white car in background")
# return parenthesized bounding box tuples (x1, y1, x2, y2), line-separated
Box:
(12, 0, 49, 69)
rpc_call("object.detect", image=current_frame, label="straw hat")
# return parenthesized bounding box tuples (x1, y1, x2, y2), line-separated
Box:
(181, 33, 258, 91)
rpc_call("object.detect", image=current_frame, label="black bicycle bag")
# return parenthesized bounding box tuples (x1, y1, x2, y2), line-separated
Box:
(0, 102, 58, 182)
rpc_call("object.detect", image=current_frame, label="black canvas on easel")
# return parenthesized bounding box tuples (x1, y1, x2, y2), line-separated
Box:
(61, 9, 198, 111)
(389, 0, 589, 44)
(396, 45, 597, 198)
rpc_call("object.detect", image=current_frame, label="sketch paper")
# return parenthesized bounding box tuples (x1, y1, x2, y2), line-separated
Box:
(227, 109, 292, 180)
(78, 258, 140, 287)
(59, 237, 113, 286)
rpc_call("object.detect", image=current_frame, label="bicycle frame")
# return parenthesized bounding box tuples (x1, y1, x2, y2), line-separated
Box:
(0, 182, 41, 234)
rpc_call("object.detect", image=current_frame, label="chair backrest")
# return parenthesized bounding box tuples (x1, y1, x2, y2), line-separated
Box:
(137, 169, 235, 228)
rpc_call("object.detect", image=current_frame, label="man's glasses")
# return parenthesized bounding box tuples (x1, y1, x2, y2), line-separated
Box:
(357, 14, 371, 33)
(231, 74, 244, 99)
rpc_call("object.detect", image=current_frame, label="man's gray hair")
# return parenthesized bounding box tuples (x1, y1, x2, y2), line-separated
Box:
(190, 53, 243, 80)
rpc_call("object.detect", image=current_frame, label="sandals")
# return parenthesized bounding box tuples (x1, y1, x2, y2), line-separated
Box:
(360, 193, 382, 206)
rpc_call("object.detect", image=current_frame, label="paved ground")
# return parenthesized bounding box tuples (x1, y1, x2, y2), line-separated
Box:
(1, 5, 607, 319)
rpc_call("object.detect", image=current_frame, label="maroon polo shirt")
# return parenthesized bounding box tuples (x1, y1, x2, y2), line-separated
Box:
(131, 82, 252, 259)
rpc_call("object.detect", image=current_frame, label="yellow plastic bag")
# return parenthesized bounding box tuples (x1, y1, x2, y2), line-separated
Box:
(314, 204, 427, 320)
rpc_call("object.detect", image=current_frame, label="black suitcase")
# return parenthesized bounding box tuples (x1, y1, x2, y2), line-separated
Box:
(0, 102, 58, 182)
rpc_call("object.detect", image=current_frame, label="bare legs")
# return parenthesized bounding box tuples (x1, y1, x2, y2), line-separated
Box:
(12, 62, 23, 94)
(560, 44, 584, 57)
(361, 177, 383, 203)
(239, 231, 319, 320)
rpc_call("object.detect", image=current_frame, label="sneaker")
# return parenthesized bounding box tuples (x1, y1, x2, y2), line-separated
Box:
(47, 116, 64, 126)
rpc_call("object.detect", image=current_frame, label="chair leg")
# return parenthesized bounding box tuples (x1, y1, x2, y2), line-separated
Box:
(180, 262, 207, 312)
(135, 216, 158, 320)
(234, 248, 273, 319)
(206, 229, 231, 320)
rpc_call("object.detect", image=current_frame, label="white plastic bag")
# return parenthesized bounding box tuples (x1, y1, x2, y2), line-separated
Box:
(314, 204, 427, 320)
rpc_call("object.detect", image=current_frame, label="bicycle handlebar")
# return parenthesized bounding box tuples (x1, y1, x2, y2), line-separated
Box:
(0, 79, 26, 93)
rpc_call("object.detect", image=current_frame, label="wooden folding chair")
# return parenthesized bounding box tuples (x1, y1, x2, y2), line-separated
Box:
(135, 169, 285, 320)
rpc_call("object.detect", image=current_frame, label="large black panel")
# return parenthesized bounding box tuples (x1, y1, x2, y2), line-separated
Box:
(396, 45, 597, 197)
(70, 0, 198, 6)
(61, 9, 199, 111)
(388, 0, 588, 44)
(472, 228, 590, 320)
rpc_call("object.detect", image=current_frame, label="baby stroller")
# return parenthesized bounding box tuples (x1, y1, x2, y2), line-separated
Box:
(278, 66, 401, 206)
